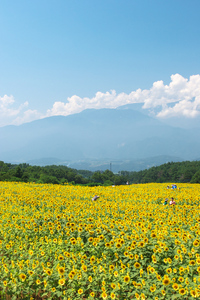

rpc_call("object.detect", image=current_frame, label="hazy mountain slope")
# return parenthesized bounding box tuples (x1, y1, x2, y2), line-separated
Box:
(0, 108, 200, 163)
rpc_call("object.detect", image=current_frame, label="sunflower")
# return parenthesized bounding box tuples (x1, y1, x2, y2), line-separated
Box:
(88, 276, 92, 282)
(110, 292, 116, 299)
(134, 262, 141, 268)
(150, 286, 156, 292)
(44, 280, 47, 288)
(82, 264, 87, 272)
(58, 255, 64, 261)
(189, 260, 196, 266)
(137, 283, 142, 289)
(139, 241, 145, 247)
(161, 290, 166, 296)
(46, 268, 52, 276)
(114, 271, 118, 277)
(19, 273, 26, 282)
(156, 274, 161, 281)
(179, 266, 184, 272)
(58, 267, 65, 275)
(150, 267, 155, 273)
(178, 277, 184, 283)
(132, 281, 137, 287)
(90, 256, 96, 263)
(141, 293, 146, 300)
(166, 268, 172, 274)
(3, 281, 7, 287)
(101, 292, 107, 299)
(69, 272, 74, 279)
(58, 278, 65, 286)
(190, 290, 197, 297)
(124, 275, 130, 283)
(151, 233, 156, 238)
(193, 239, 200, 247)
(172, 283, 179, 291)
(162, 278, 170, 285)
(135, 254, 139, 260)
(167, 257, 172, 263)
(179, 288, 186, 295)
(71, 270, 76, 275)
(28, 270, 34, 276)
(135, 293, 140, 300)
(36, 279, 41, 285)
(110, 282, 116, 289)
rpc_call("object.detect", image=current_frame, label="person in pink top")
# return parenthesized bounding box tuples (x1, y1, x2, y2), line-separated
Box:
(169, 197, 176, 205)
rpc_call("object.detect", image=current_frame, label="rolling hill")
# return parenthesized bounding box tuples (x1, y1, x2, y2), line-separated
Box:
(0, 107, 200, 170)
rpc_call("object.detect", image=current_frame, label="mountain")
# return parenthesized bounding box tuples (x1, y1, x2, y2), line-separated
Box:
(118, 102, 200, 129)
(0, 107, 200, 168)
(63, 155, 183, 172)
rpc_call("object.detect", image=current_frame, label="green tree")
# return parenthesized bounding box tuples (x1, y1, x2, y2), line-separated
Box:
(15, 166, 23, 178)
(191, 170, 200, 183)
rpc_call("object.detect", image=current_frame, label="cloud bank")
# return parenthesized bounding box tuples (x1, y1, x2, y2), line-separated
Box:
(1, 73, 200, 127)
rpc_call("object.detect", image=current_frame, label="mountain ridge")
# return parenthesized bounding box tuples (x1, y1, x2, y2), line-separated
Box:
(0, 107, 200, 169)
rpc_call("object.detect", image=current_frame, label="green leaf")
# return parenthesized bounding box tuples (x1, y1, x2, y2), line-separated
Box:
(42, 292, 48, 297)
(171, 294, 181, 299)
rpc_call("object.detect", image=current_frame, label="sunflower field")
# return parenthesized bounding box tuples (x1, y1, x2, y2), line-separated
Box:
(0, 181, 200, 299)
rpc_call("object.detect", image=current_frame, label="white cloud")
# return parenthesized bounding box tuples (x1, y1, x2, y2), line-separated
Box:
(12, 109, 43, 126)
(46, 73, 200, 119)
(156, 74, 200, 118)
(0, 95, 20, 117)
(1, 73, 200, 127)
(0, 95, 41, 127)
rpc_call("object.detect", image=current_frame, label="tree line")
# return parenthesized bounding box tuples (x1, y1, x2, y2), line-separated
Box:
(0, 160, 200, 185)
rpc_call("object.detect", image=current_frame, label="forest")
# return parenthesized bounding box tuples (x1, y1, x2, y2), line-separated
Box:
(0, 160, 200, 185)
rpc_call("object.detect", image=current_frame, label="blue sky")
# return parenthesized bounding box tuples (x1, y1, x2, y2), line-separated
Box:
(1, 0, 200, 126)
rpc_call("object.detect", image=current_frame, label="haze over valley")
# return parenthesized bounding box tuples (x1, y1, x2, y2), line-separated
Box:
(1, 103, 200, 172)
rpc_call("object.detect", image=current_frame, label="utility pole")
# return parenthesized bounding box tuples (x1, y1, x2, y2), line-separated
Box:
(110, 162, 112, 172)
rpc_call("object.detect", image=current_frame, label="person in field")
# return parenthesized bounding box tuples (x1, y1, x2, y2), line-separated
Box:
(171, 184, 177, 189)
(169, 197, 176, 205)
(163, 198, 168, 205)
(92, 195, 100, 201)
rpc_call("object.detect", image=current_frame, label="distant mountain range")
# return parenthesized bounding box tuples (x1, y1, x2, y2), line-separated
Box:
(1, 105, 200, 171)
